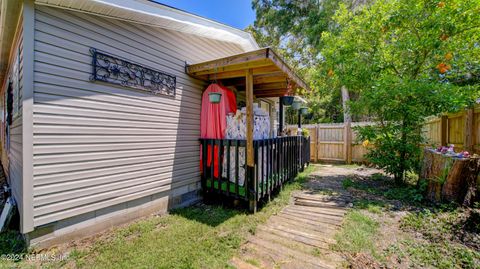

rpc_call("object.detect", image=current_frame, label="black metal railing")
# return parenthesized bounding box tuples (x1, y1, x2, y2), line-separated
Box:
(199, 136, 310, 210)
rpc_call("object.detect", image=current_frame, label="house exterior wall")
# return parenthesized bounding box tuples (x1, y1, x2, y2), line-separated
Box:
(31, 5, 245, 228)
(10, 26, 24, 233)
(0, 8, 26, 231)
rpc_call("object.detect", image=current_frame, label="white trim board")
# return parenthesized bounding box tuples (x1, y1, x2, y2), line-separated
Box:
(34, 0, 259, 51)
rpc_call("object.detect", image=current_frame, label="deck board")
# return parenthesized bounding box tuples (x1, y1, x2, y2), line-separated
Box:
(231, 190, 347, 268)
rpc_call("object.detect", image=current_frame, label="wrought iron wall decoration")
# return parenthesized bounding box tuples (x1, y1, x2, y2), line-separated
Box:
(90, 48, 176, 96)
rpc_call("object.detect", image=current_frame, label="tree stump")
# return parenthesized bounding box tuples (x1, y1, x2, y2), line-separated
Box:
(421, 149, 480, 206)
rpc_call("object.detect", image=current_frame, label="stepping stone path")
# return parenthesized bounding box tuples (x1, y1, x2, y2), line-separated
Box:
(231, 166, 351, 269)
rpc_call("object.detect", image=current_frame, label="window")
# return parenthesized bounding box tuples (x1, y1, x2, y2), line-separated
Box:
(9, 47, 21, 119)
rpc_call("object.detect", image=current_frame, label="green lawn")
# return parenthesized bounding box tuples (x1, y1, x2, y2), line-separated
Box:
(0, 166, 314, 269)
(333, 210, 380, 260)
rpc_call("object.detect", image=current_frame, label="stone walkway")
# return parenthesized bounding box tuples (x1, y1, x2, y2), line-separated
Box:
(231, 165, 356, 269)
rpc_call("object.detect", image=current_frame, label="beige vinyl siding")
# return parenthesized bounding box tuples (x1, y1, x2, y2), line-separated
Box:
(8, 21, 24, 223)
(32, 5, 245, 226)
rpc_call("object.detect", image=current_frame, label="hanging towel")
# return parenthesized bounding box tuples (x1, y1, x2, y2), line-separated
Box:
(200, 84, 237, 178)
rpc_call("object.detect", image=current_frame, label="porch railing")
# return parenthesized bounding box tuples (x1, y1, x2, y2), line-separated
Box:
(199, 136, 310, 210)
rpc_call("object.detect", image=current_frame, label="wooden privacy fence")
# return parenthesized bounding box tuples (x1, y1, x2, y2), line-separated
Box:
(288, 122, 372, 163)
(289, 105, 479, 164)
(423, 106, 480, 154)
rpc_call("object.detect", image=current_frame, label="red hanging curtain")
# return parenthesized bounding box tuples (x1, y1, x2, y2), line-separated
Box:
(200, 84, 237, 178)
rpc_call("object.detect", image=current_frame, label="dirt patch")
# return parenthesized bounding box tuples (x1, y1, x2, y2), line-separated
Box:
(458, 209, 480, 250)
(308, 164, 480, 268)
(348, 253, 382, 269)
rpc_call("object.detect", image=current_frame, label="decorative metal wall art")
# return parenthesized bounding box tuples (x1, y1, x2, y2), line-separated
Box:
(90, 48, 176, 96)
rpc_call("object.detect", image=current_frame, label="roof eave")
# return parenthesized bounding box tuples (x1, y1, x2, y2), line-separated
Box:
(34, 0, 259, 51)
(186, 47, 310, 91)
(185, 47, 310, 97)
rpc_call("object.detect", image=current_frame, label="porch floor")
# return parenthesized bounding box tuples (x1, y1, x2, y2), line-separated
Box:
(231, 166, 352, 269)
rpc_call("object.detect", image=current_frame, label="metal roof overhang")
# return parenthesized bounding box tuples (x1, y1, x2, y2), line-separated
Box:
(186, 47, 309, 98)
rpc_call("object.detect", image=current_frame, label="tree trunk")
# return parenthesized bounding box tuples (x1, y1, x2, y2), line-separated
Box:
(421, 148, 480, 206)
(341, 86, 352, 164)
(341, 86, 351, 123)
(398, 118, 407, 184)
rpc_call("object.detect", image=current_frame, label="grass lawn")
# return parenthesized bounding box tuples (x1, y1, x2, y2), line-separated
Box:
(0, 166, 314, 269)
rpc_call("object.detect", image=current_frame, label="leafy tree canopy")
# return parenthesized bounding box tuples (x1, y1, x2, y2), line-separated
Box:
(319, 0, 480, 181)
(252, 0, 480, 181)
(250, 0, 370, 122)
(320, 0, 480, 103)
(251, 0, 480, 122)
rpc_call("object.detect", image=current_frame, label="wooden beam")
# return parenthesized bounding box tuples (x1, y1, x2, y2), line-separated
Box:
(220, 73, 286, 87)
(186, 48, 268, 73)
(185, 47, 309, 94)
(246, 69, 254, 167)
(207, 66, 280, 80)
(253, 74, 287, 84)
(267, 48, 309, 91)
(255, 82, 288, 90)
(190, 59, 273, 77)
(253, 89, 289, 97)
(246, 68, 256, 213)
(254, 93, 286, 98)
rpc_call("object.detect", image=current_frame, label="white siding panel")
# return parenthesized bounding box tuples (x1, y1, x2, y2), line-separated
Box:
(32, 6, 244, 226)
(33, 141, 199, 155)
(34, 168, 199, 206)
(34, 157, 198, 186)
(34, 176, 199, 226)
(34, 154, 198, 176)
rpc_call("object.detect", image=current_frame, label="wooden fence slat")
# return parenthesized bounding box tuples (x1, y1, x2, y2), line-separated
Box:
(464, 108, 474, 152)
(289, 105, 479, 164)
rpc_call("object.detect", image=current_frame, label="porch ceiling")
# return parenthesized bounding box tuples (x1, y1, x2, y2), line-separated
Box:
(185, 48, 309, 97)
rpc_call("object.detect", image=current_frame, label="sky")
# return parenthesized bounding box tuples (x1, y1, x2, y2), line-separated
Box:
(154, 0, 256, 30)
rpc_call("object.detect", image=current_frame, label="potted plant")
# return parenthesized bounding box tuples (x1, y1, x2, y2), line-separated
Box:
(304, 112, 313, 120)
(208, 92, 222, 103)
(292, 100, 301, 110)
(282, 96, 294, 106)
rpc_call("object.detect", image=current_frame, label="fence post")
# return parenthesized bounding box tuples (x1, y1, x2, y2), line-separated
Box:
(464, 108, 474, 152)
(440, 115, 448, 146)
(317, 124, 320, 162)
(315, 126, 319, 162)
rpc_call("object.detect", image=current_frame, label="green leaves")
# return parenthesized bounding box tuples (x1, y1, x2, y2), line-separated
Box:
(316, 0, 480, 180)
(320, 0, 480, 90)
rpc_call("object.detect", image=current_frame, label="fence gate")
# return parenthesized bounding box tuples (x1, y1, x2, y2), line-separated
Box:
(288, 122, 372, 163)
(317, 124, 345, 162)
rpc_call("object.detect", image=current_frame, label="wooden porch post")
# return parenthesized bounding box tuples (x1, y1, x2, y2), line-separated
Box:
(246, 69, 257, 213)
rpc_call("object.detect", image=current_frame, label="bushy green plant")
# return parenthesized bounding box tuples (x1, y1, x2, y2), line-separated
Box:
(319, 0, 480, 182)
(301, 128, 310, 137)
(356, 122, 424, 183)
